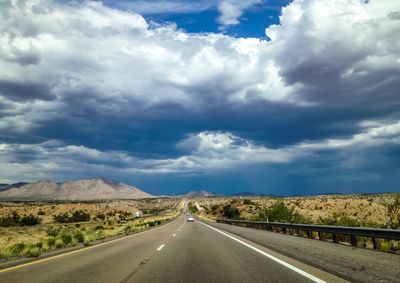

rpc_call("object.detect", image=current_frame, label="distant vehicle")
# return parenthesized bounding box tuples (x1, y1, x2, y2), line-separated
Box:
(134, 211, 142, 218)
(187, 216, 194, 222)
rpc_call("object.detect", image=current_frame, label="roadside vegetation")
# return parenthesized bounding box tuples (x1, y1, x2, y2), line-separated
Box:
(0, 199, 182, 261)
(189, 193, 400, 252)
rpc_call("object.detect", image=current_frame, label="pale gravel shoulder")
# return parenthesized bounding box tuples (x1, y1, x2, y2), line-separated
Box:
(208, 221, 400, 283)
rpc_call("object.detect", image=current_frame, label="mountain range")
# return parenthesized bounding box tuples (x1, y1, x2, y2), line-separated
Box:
(0, 178, 153, 200)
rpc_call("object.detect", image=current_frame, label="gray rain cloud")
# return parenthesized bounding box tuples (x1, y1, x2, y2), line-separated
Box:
(0, 0, 399, 194)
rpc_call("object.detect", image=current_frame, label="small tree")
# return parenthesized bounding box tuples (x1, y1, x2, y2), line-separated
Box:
(381, 193, 400, 229)
(222, 204, 240, 219)
(258, 201, 312, 224)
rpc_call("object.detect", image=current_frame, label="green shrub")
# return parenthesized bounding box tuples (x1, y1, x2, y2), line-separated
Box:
(188, 202, 199, 214)
(71, 210, 91, 222)
(96, 230, 105, 240)
(53, 213, 70, 223)
(0, 212, 41, 227)
(20, 214, 41, 226)
(55, 240, 64, 248)
(46, 226, 60, 237)
(148, 221, 155, 227)
(61, 232, 72, 245)
(34, 242, 43, 250)
(318, 213, 360, 227)
(124, 226, 133, 235)
(9, 243, 25, 256)
(54, 210, 91, 223)
(47, 237, 56, 247)
(24, 247, 41, 258)
(94, 225, 104, 230)
(257, 201, 312, 224)
(222, 204, 240, 219)
(75, 230, 85, 243)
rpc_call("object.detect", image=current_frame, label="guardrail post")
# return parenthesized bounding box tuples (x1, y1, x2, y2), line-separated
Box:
(372, 237, 377, 250)
(350, 235, 357, 247)
(306, 231, 311, 239)
(283, 228, 287, 234)
(333, 233, 339, 243)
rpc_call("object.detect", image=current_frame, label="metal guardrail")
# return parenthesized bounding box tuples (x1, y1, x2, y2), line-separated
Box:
(216, 219, 400, 250)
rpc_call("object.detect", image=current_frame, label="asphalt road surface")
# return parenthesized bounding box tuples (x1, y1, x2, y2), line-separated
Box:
(0, 214, 395, 283)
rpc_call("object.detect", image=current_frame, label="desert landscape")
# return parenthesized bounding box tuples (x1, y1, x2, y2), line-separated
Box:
(191, 194, 399, 227)
(0, 198, 182, 260)
(0, 177, 398, 260)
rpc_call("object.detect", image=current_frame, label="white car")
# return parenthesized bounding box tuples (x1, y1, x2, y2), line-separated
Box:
(187, 216, 194, 222)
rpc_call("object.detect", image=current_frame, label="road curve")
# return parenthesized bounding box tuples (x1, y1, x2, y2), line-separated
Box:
(0, 215, 347, 283)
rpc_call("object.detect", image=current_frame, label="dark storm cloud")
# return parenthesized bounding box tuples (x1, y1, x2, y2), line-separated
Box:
(0, 80, 54, 101)
(0, 0, 399, 195)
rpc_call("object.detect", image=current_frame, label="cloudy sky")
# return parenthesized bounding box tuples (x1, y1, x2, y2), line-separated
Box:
(0, 0, 399, 195)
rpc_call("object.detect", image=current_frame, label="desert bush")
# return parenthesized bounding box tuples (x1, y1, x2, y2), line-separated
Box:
(222, 204, 240, 220)
(53, 213, 70, 223)
(124, 225, 133, 235)
(54, 210, 91, 223)
(61, 232, 73, 245)
(9, 243, 25, 256)
(75, 230, 85, 243)
(257, 201, 312, 224)
(46, 226, 60, 237)
(318, 213, 361, 227)
(71, 210, 91, 222)
(188, 202, 199, 214)
(148, 221, 155, 227)
(34, 242, 43, 250)
(55, 240, 64, 248)
(20, 214, 41, 226)
(96, 213, 106, 220)
(381, 193, 400, 229)
(96, 230, 106, 240)
(24, 247, 41, 258)
(0, 212, 41, 227)
(0, 215, 19, 227)
(47, 237, 56, 247)
(37, 210, 46, 216)
(243, 199, 255, 205)
(94, 225, 104, 230)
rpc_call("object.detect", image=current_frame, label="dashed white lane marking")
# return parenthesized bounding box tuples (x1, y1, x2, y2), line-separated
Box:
(156, 244, 165, 251)
(198, 221, 326, 283)
(173, 233, 176, 237)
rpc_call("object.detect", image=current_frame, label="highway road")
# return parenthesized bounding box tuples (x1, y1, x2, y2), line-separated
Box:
(0, 212, 400, 282)
(0, 213, 396, 282)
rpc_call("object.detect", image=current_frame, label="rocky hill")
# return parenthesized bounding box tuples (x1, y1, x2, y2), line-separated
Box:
(0, 178, 153, 200)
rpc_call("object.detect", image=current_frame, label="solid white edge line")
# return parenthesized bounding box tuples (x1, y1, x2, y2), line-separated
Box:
(156, 244, 165, 251)
(198, 221, 326, 283)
